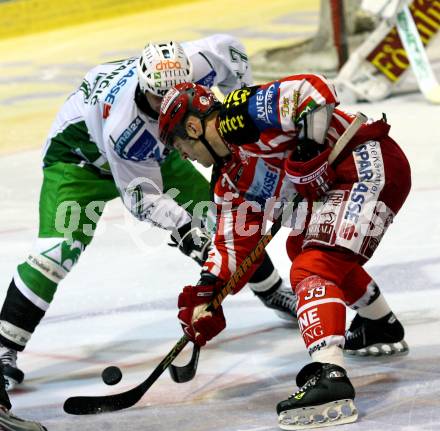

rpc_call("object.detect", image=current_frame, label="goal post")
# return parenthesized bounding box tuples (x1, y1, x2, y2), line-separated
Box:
(251, 0, 376, 81)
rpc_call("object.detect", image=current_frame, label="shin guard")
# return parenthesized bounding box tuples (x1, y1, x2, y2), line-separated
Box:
(296, 276, 346, 356)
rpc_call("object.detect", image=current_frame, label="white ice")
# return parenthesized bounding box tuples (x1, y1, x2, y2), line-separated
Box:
(1, 53, 440, 431)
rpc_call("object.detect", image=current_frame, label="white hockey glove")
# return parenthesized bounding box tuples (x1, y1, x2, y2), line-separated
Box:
(169, 222, 212, 266)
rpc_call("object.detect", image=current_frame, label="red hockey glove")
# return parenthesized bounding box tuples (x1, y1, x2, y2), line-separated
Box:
(284, 147, 335, 200)
(177, 280, 226, 346)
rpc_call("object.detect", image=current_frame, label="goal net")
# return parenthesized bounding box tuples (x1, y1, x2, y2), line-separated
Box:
(251, 0, 440, 102)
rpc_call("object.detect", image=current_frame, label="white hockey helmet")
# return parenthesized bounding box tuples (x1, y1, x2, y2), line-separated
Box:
(137, 41, 193, 97)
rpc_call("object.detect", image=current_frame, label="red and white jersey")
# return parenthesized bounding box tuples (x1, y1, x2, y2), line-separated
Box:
(42, 34, 251, 230)
(216, 74, 359, 153)
(203, 74, 388, 284)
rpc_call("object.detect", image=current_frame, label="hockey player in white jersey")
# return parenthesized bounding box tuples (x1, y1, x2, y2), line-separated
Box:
(0, 34, 297, 401)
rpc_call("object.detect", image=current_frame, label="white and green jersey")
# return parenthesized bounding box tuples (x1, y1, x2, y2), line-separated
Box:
(42, 34, 251, 230)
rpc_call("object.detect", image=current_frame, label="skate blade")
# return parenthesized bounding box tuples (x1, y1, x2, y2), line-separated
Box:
(278, 399, 358, 430)
(344, 339, 409, 358)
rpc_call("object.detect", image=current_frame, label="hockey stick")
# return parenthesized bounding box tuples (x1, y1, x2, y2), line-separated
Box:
(395, 3, 440, 104)
(63, 111, 367, 415)
(63, 199, 294, 415)
(168, 342, 200, 383)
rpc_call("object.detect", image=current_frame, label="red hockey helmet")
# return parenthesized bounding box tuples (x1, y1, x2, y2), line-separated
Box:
(159, 82, 221, 149)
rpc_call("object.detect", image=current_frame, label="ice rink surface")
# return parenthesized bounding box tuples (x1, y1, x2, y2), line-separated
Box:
(1, 1, 440, 430)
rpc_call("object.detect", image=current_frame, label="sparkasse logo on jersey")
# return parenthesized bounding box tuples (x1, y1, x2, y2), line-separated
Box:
(155, 60, 182, 70)
(102, 66, 136, 118)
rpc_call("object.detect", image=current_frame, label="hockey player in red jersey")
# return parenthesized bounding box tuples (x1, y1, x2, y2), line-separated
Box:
(0, 36, 298, 402)
(158, 75, 411, 429)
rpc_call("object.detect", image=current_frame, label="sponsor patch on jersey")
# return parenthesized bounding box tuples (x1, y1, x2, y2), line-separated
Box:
(305, 190, 347, 247)
(248, 82, 280, 130)
(89, 58, 137, 106)
(278, 82, 300, 131)
(102, 66, 136, 118)
(218, 114, 246, 137)
(223, 88, 251, 109)
(196, 70, 217, 88)
(244, 158, 280, 206)
(296, 98, 319, 124)
(113, 117, 159, 161)
(218, 87, 261, 145)
(344, 140, 384, 224)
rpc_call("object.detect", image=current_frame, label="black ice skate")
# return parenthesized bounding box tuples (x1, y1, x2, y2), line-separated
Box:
(254, 283, 298, 324)
(344, 312, 409, 357)
(0, 407, 47, 431)
(277, 362, 358, 430)
(0, 345, 24, 391)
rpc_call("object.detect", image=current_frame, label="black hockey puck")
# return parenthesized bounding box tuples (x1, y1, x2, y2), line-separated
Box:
(101, 366, 123, 385)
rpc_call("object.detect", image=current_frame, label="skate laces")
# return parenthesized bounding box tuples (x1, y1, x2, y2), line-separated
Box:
(345, 325, 364, 340)
(345, 314, 367, 341)
(346, 314, 395, 341)
(288, 372, 320, 400)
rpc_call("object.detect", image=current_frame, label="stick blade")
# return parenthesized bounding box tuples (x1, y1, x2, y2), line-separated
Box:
(63, 336, 190, 415)
(63, 396, 109, 415)
(63, 385, 145, 415)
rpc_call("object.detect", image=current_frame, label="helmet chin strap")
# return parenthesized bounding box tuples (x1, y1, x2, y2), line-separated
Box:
(197, 118, 224, 166)
(199, 134, 224, 166)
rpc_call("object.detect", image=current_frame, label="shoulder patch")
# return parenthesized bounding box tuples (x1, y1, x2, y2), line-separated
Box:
(248, 81, 280, 130)
(218, 87, 260, 145)
(113, 117, 159, 161)
(195, 70, 217, 88)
